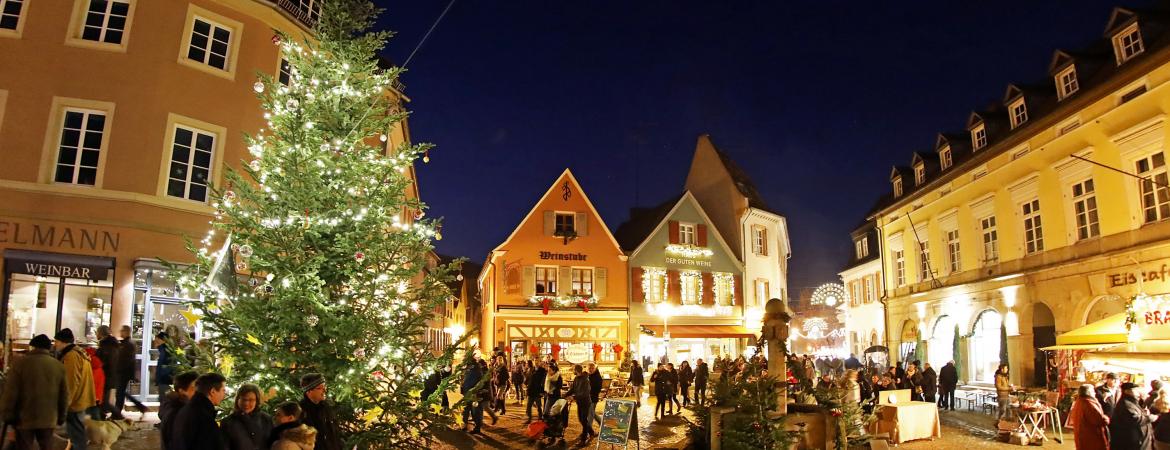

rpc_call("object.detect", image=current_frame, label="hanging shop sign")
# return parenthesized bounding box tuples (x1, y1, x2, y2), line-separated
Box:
(562, 344, 591, 363)
(0, 221, 121, 252)
(4, 249, 115, 281)
(1132, 294, 1170, 341)
(1106, 263, 1170, 288)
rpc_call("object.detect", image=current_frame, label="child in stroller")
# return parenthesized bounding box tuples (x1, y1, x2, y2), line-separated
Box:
(536, 398, 571, 446)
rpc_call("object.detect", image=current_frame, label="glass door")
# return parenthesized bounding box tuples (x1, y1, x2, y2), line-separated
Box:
(132, 263, 200, 402)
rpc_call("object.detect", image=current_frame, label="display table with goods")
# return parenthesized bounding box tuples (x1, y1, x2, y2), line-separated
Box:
(1013, 402, 1063, 445)
(869, 400, 940, 444)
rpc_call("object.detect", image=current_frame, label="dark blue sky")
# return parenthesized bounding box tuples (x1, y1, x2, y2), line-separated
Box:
(376, 1, 1130, 291)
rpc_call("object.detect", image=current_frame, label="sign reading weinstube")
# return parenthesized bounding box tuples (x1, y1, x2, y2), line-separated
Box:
(597, 399, 637, 447)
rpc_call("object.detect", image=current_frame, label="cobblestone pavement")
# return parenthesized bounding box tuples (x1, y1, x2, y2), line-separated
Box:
(894, 409, 1076, 449)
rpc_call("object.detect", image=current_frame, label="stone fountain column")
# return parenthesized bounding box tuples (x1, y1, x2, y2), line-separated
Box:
(765, 297, 793, 414)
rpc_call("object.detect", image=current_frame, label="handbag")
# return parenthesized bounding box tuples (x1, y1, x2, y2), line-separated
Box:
(525, 420, 548, 439)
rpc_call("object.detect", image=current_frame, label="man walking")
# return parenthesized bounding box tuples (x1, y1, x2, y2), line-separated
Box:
(299, 373, 343, 450)
(0, 335, 67, 450)
(695, 359, 710, 406)
(114, 325, 147, 418)
(95, 326, 120, 419)
(587, 362, 603, 427)
(567, 364, 594, 445)
(525, 360, 546, 422)
(172, 373, 227, 450)
(938, 360, 958, 411)
(54, 328, 96, 450)
(922, 362, 938, 403)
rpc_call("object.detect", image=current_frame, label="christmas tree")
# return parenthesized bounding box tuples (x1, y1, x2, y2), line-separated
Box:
(177, 1, 464, 447)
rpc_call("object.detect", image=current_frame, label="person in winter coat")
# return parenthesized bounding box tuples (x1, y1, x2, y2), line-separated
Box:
(650, 365, 671, 419)
(694, 359, 709, 406)
(0, 335, 68, 450)
(1152, 393, 1170, 450)
(160, 371, 199, 450)
(172, 373, 227, 450)
(566, 364, 594, 444)
(221, 384, 273, 450)
(543, 363, 563, 417)
(994, 364, 1012, 420)
(53, 328, 96, 450)
(84, 345, 106, 409)
(938, 361, 958, 410)
(678, 361, 694, 407)
(628, 360, 645, 407)
(95, 325, 120, 418)
(1147, 380, 1165, 413)
(1097, 372, 1121, 418)
(154, 332, 176, 398)
(266, 402, 307, 450)
(113, 325, 147, 418)
(1068, 384, 1110, 450)
(491, 356, 510, 414)
(667, 363, 681, 411)
(907, 364, 924, 402)
(460, 357, 485, 434)
(587, 362, 604, 427)
(421, 366, 451, 412)
(921, 363, 938, 403)
(511, 361, 526, 404)
(525, 360, 547, 420)
(1110, 382, 1154, 450)
(298, 373, 343, 450)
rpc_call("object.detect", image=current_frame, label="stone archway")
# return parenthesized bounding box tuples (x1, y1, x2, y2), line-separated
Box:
(969, 309, 1002, 384)
(929, 315, 957, 370)
(1083, 294, 1124, 325)
(1031, 302, 1056, 387)
(899, 319, 919, 365)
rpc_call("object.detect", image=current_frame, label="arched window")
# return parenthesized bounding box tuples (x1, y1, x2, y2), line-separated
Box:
(969, 309, 1003, 383)
(929, 315, 956, 370)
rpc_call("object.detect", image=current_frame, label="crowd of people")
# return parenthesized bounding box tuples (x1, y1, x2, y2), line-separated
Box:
(1066, 373, 1170, 449)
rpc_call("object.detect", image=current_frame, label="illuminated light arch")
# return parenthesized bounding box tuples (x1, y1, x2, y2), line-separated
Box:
(811, 283, 848, 307)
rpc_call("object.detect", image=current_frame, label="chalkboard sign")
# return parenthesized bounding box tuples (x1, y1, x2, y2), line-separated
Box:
(597, 399, 637, 446)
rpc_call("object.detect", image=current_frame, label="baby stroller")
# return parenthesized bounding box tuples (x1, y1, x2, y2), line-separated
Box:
(532, 398, 569, 447)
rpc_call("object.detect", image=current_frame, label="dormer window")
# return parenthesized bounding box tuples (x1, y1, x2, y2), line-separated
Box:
(940, 146, 953, 170)
(914, 163, 926, 185)
(1114, 23, 1144, 64)
(1056, 65, 1079, 99)
(972, 124, 987, 150)
(893, 177, 904, 197)
(855, 236, 869, 259)
(1009, 98, 1028, 129)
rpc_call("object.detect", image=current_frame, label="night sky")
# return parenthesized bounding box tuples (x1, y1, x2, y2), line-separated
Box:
(375, 1, 1133, 291)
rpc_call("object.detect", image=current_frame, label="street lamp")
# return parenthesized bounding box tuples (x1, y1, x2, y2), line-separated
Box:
(659, 303, 673, 362)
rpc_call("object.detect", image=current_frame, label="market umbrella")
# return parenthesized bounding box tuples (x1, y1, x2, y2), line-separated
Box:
(863, 345, 889, 354)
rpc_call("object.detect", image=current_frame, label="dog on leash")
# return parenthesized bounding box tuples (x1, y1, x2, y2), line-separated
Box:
(84, 417, 136, 450)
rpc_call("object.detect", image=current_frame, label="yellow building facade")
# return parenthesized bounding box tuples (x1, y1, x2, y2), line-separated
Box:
(874, 8, 1170, 387)
(0, 0, 413, 399)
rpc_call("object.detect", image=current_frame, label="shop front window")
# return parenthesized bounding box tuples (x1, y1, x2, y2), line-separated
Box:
(5, 273, 113, 343)
(132, 261, 202, 402)
(928, 315, 956, 370)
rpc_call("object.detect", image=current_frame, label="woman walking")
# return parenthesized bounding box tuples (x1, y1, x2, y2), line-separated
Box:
(543, 362, 563, 417)
(222, 384, 274, 450)
(678, 361, 694, 407)
(629, 360, 644, 407)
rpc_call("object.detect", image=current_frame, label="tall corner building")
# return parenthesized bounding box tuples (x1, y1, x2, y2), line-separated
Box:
(861, 5, 1170, 387)
(0, 0, 415, 399)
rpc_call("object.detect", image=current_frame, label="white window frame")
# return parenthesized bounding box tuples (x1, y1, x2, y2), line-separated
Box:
(534, 266, 557, 296)
(1009, 98, 1028, 129)
(893, 177, 903, 197)
(66, 0, 136, 51)
(918, 241, 931, 281)
(278, 57, 293, 86)
(52, 108, 108, 186)
(972, 124, 987, 150)
(164, 124, 217, 203)
(713, 273, 733, 306)
(1056, 65, 1079, 100)
(177, 4, 243, 80)
(678, 222, 696, 245)
(980, 216, 998, 265)
(40, 97, 116, 188)
(680, 270, 700, 305)
(940, 146, 952, 170)
(0, 0, 27, 38)
(914, 163, 925, 185)
(646, 268, 666, 303)
(1136, 152, 1170, 224)
(945, 229, 960, 273)
(570, 267, 593, 296)
(752, 225, 767, 256)
(1022, 199, 1044, 255)
(1114, 23, 1145, 64)
(864, 276, 875, 303)
(754, 279, 769, 306)
(1071, 178, 1100, 240)
(893, 250, 905, 287)
(855, 236, 869, 259)
(154, 113, 225, 206)
(554, 212, 576, 236)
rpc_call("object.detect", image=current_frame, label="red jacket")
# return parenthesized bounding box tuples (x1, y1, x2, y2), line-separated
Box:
(85, 347, 105, 403)
(1069, 396, 1110, 450)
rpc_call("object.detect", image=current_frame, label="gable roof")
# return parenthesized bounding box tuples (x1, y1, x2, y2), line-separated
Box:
(490, 168, 624, 254)
(1105, 7, 1139, 35)
(701, 135, 776, 215)
(614, 193, 683, 252)
(622, 191, 744, 269)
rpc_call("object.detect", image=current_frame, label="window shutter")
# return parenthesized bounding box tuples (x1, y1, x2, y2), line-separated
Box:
(631, 267, 644, 302)
(697, 224, 708, 247)
(543, 211, 555, 236)
(701, 272, 713, 304)
(733, 275, 743, 305)
(522, 265, 535, 297)
(668, 221, 680, 244)
(558, 266, 572, 295)
(594, 267, 607, 299)
(667, 270, 680, 303)
(575, 212, 588, 236)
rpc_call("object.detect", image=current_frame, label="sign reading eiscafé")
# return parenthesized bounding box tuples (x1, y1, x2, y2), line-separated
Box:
(1107, 263, 1170, 288)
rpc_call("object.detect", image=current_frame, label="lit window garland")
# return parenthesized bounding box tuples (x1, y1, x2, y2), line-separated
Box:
(680, 270, 701, 304)
(712, 272, 734, 305)
(642, 267, 666, 303)
(665, 244, 714, 259)
(527, 295, 600, 309)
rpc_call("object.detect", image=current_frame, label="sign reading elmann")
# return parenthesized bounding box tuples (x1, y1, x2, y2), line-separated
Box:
(4, 249, 115, 281)
(0, 221, 120, 252)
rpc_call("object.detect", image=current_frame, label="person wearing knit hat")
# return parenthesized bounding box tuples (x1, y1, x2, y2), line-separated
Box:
(299, 373, 341, 450)
(52, 328, 95, 450)
(0, 334, 68, 450)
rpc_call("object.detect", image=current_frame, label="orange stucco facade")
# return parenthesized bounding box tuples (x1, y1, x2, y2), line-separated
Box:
(479, 169, 629, 367)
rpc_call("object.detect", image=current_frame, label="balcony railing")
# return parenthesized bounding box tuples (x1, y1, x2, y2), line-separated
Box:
(270, 0, 319, 29)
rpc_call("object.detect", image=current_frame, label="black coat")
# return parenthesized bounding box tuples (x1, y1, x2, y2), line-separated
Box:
(589, 370, 603, 404)
(695, 363, 709, 385)
(300, 397, 343, 450)
(628, 367, 644, 386)
(527, 367, 547, 396)
(171, 394, 223, 450)
(1155, 412, 1170, 444)
(922, 367, 938, 394)
(159, 392, 187, 450)
(1098, 386, 1120, 418)
(221, 410, 273, 450)
(96, 336, 121, 387)
(116, 338, 137, 382)
(1109, 395, 1152, 449)
(679, 366, 694, 386)
(938, 364, 958, 390)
